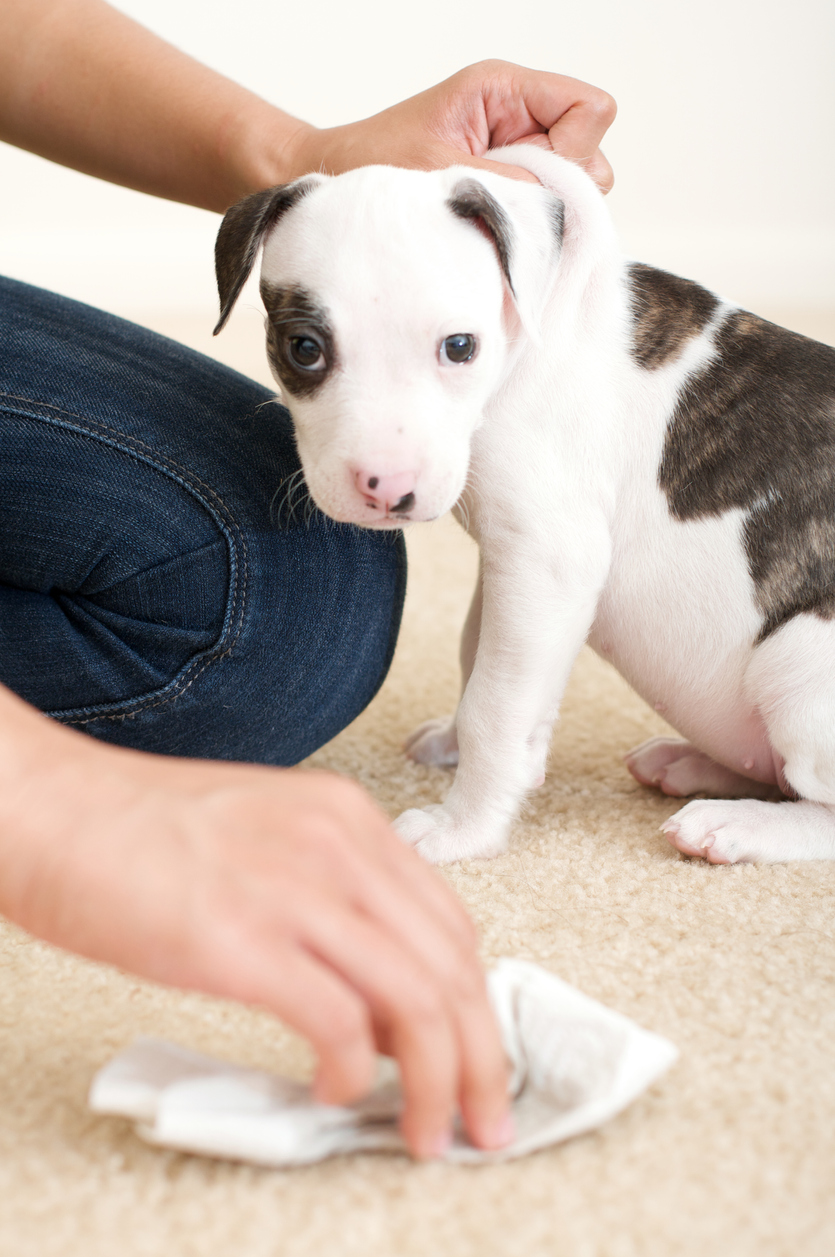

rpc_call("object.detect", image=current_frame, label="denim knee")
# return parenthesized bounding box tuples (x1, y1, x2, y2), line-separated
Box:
(0, 276, 406, 764)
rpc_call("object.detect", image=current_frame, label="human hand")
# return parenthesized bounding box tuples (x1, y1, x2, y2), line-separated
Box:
(285, 59, 616, 192)
(0, 698, 510, 1159)
(0, 6, 614, 209)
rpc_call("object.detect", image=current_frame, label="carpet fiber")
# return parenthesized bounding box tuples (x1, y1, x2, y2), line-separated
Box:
(1, 311, 834, 1256)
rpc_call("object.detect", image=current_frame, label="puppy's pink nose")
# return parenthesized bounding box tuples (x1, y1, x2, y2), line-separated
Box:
(355, 470, 417, 514)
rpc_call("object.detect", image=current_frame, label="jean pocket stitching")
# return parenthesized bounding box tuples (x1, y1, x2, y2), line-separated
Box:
(0, 394, 251, 722)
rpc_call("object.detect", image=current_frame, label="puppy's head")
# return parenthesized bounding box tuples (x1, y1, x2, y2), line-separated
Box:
(215, 164, 563, 526)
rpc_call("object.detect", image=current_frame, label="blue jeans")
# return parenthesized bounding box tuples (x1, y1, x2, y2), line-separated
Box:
(0, 276, 406, 764)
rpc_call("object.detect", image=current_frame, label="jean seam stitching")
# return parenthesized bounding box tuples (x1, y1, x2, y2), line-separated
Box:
(0, 392, 251, 722)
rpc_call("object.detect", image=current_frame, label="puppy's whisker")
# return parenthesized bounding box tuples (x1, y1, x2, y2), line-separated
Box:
(270, 468, 310, 525)
(454, 484, 472, 533)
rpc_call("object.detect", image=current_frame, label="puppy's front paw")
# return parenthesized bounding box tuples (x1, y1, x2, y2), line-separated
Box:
(394, 805, 506, 864)
(403, 717, 459, 767)
(661, 798, 780, 864)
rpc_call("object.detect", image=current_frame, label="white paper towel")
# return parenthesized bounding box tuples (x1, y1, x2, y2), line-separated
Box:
(89, 958, 678, 1165)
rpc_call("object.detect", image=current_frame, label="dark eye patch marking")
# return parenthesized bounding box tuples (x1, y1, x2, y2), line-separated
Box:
(628, 263, 719, 369)
(659, 308, 835, 639)
(260, 282, 336, 399)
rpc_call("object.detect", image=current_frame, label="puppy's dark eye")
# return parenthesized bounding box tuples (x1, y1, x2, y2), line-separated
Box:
(288, 335, 325, 370)
(441, 334, 477, 365)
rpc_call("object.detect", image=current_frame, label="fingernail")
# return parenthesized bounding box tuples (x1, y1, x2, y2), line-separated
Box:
(484, 1111, 516, 1149)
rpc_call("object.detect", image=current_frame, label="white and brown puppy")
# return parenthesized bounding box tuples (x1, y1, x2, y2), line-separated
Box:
(214, 148, 835, 866)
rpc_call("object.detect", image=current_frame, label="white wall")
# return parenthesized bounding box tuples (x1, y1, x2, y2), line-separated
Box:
(1, 0, 832, 317)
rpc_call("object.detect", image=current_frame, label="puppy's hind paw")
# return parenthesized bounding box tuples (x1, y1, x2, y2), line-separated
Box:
(403, 717, 459, 767)
(627, 737, 775, 799)
(661, 798, 784, 864)
(394, 805, 506, 864)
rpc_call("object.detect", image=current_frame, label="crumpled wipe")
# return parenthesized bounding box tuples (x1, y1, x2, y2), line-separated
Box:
(88, 958, 677, 1165)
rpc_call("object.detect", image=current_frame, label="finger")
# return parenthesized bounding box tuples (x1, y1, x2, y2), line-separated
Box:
(472, 66, 616, 191)
(374, 838, 480, 950)
(347, 843, 479, 971)
(222, 772, 482, 972)
(287, 783, 481, 954)
(364, 875, 511, 1149)
(295, 780, 511, 1150)
(313, 849, 511, 1150)
(323, 793, 482, 953)
(290, 899, 462, 1157)
(187, 924, 379, 1106)
(578, 147, 615, 194)
(547, 110, 616, 191)
(439, 144, 612, 193)
(487, 68, 616, 152)
(452, 982, 514, 1149)
(362, 871, 512, 1149)
(457, 153, 539, 184)
(542, 92, 617, 159)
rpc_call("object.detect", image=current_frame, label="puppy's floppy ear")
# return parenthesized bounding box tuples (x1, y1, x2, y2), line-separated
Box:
(447, 178, 517, 298)
(446, 175, 564, 342)
(213, 178, 321, 334)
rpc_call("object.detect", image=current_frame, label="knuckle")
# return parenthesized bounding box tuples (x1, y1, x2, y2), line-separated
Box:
(403, 980, 446, 1029)
(456, 58, 506, 90)
(329, 775, 374, 816)
(294, 776, 371, 840)
(590, 89, 618, 124)
(468, 57, 503, 75)
(447, 955, 485, 1006)
(293, 812, 343, 860)
(331, 774, 364, 800)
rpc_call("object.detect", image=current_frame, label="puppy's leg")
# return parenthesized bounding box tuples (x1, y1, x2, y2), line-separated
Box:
(403, 562, 483, 767)
(662, 614, 835, 863)
(625, 736, 778, 799)
(396, 532, 608, 863)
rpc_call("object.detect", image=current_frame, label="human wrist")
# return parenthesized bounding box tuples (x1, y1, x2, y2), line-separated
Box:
(218, 98, 322, 204)
(0, 687, 102, 921)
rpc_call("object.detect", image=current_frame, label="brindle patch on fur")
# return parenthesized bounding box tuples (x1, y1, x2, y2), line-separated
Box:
(660, 310, 835, 638)
(261, 282, 336, 399)
(628, 263, 719, 369)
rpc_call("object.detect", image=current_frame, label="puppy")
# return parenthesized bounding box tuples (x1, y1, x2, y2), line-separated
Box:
(214, 147, 835, 866)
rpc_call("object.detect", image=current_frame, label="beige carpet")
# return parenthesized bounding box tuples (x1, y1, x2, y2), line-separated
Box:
(1, 309, 834, 1257)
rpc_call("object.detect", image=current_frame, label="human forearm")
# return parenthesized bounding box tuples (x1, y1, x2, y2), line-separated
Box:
(0, 0, 311, 212)
(0, 1, 617, 211)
